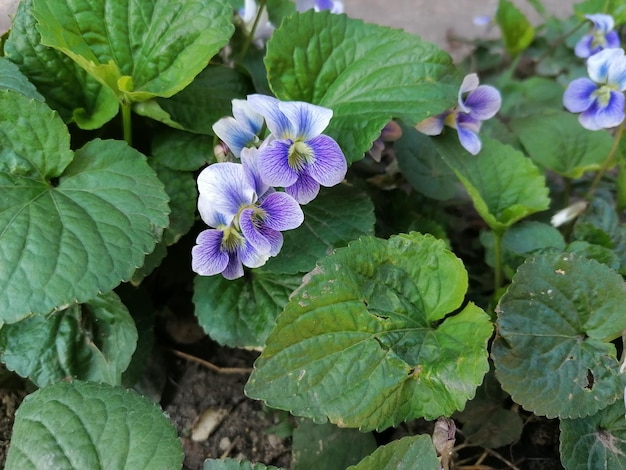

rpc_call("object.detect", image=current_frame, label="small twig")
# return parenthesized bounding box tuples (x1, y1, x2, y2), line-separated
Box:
(219, 435, 240, 459)
(169, 349, 253, 374)
(482, 448, 521, 470)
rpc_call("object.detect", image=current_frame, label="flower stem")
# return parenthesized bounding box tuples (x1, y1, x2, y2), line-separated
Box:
(585, 121, 625, 201)
(239, 0, 267, 61)
(121, 101, 133, 146)
(493, 230, 504, 295)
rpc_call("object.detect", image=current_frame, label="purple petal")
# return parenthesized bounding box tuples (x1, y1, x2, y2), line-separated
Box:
(258, 139, 299, 187)
(574, 35, 594, 58)
(456, 113, 482, 133)
(563, 78, 597, 113)
(606, 30, 620, 49)
(191, 229, 229, 276)
(305, 135, 347, 187)
(586, 14, 614, 34)
(286, 173, 321, 204)
(277, 100, 333, 140)
(197, 163, 256, 227)
(464, 85, 501, 120)
(415, 114, 447, 135)
(458, 74, 480, 104)
(259, 192, 304, 230)
(222, 253, 244, 280)
(315, 0, 334, 10)
(261, 227, 283, 256)
(247, 94, 293, 138)
(212, 116, 258, 158)
(238, 239, 270, 268)
(456, 125, 482, 155)
(239, 207, 272, 254)
(579, 91, 625, 130)
(241, 147, 271, 197)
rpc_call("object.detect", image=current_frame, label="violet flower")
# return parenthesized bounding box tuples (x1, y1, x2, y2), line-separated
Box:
(246, 94, 347, 204)
(563, 48, 626, 131)
(296, 0, 344, 13)
(416, 74, 501, 155)
(212, 99, 264, 158)
(192, 161, 303, 279)
(575, 14, 620, 59)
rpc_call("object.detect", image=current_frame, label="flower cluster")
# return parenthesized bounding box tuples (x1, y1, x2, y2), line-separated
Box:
(564, 14, 624, 131)
(192, 95, 347, 279)
(415, 73, 502, 155)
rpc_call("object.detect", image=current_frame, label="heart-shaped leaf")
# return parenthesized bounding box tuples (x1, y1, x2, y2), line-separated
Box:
(347, 435, 439, 470)
(246, 233, 492, 431)
(32, 0, 234, 104)
(0, 90, 169, 323)
(265, 10, 461, 162)
(493, 253, 626, 418)
(5, 380, 183, 469)
(0, 292, 137, 387)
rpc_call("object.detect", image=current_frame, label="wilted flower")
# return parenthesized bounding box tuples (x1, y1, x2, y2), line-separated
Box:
(296, 0, 344, 13)
(416, 73, 501, 155)
(192, 161, 303, 279)
(575, 14, 620, 59)
(550, 201, 588, 227)
(563, 48, 626, 130)
(246, 94, 347, 204)
(213, 99, 264, 158)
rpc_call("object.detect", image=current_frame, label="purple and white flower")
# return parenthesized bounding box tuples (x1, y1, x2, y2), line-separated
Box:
(213, 99, 264, 158)
(296, 0, 344, 14)
(192, 161, 304, 279)
(415, 73, 501, 155)
(246, 94, 347, 204)
(575, 14, 620, 59)
(238, 0, 275, 45)
(563, 48, 626, 130)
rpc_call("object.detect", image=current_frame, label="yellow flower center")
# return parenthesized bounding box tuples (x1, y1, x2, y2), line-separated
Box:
(288, 141, 315, 171)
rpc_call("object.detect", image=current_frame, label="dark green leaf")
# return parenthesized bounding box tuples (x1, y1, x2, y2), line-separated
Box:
(493, 253, 626, 418)
(246, 233, 492, 430)
(263, 185, 375, 274)
(347, 435, 439, 470)
(266, 10, 460, 162)
(291, 418, 376, 470)
(511, 111, 613, 178)
(5, 381, 183, 469)
(0, 292, 137, 387)
(194, 271, 302, 348)
(151, 128, 216, 172)
(0, 56, 44, 100)
(560, 399, 626, 469)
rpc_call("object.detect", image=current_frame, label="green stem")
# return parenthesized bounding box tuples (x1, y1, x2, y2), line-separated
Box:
(239, 0, 267, 61)
(562, 177, 572, 207)
(617, 157, 626, 211)
(493, 230, 504, 295)
(121, 101, 133, 146)
(585, 121, 625, 200)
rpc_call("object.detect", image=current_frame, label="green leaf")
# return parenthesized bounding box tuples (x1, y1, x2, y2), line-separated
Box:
(347, 435, 439, 470)
(32, 0, 234, 104)
(263, 185, 376, 274)
(152, 65, 254, 134)
(434, 134, 550, 234)
(265, 10, 460, 162)
(5, 380, 183, 469)
(246, 233, 492, 431)
(493, 253, 626, 419)
(194, 271, 302, 348)
(291, 418, 377, 470)
(560, 399, 626, 469)
(266, 0, 296, 26)
(574, 0, 626, 25)
(499, 78, 570, 119)
(395, 124, 457, 201)
(511, 111, 614, 179)
(0, 292, 137, 387)
(204, 459, 282, 470)
(0, 91, 169, 322)
(4, 0, 119, 129)
(0, 56, 44, 100)
(495, 0, 535, 57)
(151, 128, 216, 172)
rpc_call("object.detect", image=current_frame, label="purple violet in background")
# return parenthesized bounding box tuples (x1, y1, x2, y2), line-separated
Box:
(416, 73, 501, 155)
(296, 0, 344, 13)
(575, 14, 620, 59)
(563, 48, 626, 130)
